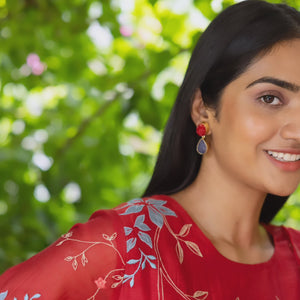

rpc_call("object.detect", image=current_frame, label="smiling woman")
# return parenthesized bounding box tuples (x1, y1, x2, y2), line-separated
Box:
(1, 1, 300, 299)
(194, 40, 300, 198)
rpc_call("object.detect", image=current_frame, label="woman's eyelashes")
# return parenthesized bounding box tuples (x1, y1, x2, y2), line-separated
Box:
(257, 93, 284, 107)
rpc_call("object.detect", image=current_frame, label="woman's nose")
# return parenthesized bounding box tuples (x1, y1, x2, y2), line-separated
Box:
(280, 110, 300, 142)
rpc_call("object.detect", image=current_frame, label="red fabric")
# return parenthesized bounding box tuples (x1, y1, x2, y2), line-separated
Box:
(1, 195, 300, 300)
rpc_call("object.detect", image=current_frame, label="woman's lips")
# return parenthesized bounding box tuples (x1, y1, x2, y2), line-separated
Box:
(265, 150, 300, 171)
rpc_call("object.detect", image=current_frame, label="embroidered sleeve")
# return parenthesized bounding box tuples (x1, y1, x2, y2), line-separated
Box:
(0, 209, 126, 300)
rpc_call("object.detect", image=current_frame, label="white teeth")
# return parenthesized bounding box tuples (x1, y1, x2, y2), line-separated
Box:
(267, 151, 300, 162)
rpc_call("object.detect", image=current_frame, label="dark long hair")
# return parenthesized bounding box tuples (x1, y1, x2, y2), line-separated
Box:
(143, 0, 300, 223)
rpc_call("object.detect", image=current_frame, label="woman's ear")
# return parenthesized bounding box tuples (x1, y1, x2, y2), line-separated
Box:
(191, 89, 210, 126)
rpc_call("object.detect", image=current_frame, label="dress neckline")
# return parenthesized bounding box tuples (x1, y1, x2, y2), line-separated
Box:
(153, 194, 282, 268)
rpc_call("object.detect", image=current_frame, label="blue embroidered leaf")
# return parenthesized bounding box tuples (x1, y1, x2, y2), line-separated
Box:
(130, 278, 134, 288)
(30, 295, 41, 300)
(155, 205, 177, 217)
(146, 199, 167, 206)
(122, 274, 131, 283)
(0, 291, 8, 300)
(148, 260, 157, 269)
(115, 199, 143, 211)
(127, 259, 140, 265)
(134, 215, 150, 231)
(14, 298, 17, 300)
(126, 237, 137, 252)
(124, 227, 133, 236)
(120, 205, 144, 215)
(142, 259, 146, 270)
(24, 294, 29, 300)
(128, 198, 144, 205)
(123, 274, 135, 287)
(138, 231, 153, 248)
(148, 206, 164, 228)
(147, 255, 156, 260)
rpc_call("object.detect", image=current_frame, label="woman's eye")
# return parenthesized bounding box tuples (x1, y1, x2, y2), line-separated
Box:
(259, 95, 282, 106)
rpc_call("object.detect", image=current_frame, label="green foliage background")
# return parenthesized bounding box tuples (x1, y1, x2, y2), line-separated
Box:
(1, 0, 300, 273)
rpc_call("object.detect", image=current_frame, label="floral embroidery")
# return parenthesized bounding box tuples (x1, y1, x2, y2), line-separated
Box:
(118, 198, 177, 227)
(94, 277, 106, 289)
(173, 223, 203, 264)
(117, 198, 176, 254)
(56, 230, 125, 299)
(0, 291, 41, 300)
(154, 221, 207, 299)
(115, 198, 176, 287)
(54, 196, 285, 300)
(86, 269, 124, 300)
(123, 249, 157, 287)
(116, 197, 208, 300)
(57, 231, 124, 270)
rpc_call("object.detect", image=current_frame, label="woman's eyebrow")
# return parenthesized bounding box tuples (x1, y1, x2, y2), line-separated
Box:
(246, 76, 300, 92)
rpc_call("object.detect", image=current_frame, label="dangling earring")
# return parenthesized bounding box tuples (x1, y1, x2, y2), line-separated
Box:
(196, 122, 209, 155)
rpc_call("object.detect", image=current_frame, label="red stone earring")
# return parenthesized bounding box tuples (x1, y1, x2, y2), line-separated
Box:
(196, 122, 209, 155)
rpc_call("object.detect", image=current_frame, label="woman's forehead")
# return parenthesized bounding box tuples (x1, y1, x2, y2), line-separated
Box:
(234, 39, 300, 87)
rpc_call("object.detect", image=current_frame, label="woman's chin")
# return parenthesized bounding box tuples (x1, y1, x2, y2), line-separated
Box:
(268, 186, 299, 197)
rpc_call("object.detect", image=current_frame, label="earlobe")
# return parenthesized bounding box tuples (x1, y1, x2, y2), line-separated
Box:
(191, 88, 210, 125)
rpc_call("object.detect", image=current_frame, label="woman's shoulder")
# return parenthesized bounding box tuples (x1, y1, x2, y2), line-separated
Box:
(281, 224, 300, 249)
(267, 223, 300, 241)
(0, 195, 176, 299)
(0, 198, 142, 299)
(265, 223, 300, 260)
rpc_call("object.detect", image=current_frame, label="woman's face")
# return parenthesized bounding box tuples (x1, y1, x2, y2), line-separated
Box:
(207, 39, 300, 196)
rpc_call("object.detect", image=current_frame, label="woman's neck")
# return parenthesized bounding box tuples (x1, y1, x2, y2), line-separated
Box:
(171, 156, 274, 263)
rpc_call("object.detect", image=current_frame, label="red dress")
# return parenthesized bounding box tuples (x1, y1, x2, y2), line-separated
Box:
(1, 195, 300, 300)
